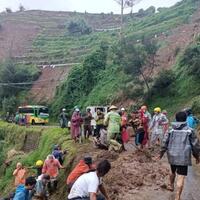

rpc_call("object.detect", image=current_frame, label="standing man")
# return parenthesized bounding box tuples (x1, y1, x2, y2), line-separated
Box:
(68, 160, 111, 200)
(95, 109, 104, 138)
(83, 108, 93, 139)
(150, 107, 168, 146)
(59, 108, 68, 128)
(158, 111, 200, 200)
(104, 105, 122, 151)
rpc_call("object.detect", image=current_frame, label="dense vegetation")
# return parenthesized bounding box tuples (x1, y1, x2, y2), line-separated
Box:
(51, 0, 200, 116)
(0, 61, 40, 114)
(0, 122, 76, 196)
(147, 36, 200, 116)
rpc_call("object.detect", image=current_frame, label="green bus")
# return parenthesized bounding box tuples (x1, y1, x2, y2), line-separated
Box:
(16, 105, 49, 125)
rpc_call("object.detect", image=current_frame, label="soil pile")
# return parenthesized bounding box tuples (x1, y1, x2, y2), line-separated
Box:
(104, 150, 170, 200)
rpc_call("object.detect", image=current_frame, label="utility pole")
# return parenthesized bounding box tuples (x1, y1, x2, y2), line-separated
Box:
(114, 0, 142, 40)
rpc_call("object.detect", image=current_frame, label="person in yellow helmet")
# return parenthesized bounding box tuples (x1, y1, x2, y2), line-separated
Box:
(28, 160, 44, 178)
(150, 107, 168, 146)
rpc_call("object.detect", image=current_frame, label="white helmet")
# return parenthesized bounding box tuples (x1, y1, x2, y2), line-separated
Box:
(75, 108, 80, 112)
(121, 108, 125, 111)
(62, 108, 66, 112)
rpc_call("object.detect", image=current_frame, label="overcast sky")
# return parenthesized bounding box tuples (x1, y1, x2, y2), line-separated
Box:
(0, 0, 182, 14)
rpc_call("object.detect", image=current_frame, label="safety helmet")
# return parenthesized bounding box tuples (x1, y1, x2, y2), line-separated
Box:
(36, 160, 43, 167)
(121, 108, 125, 111)
(75, 108, 80, 112)
(62, 108, 66, 112)
(154, 107, 161, 113)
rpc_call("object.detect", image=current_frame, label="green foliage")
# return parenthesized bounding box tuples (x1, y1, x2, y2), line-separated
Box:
(0, 122, 76, 195)
(67, 19, 92, 36)
(180, 43, 200, 78)
(0, 60, 40, 114)
(148, 70, 175, 98)
(51, 42, 109, 115)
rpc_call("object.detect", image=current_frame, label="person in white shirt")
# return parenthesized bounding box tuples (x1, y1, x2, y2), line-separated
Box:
(68, 160, 111, 200)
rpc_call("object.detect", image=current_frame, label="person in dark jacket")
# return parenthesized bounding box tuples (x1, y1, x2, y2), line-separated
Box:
(158, 111, 200, 200)
(13, 176, 36, 200)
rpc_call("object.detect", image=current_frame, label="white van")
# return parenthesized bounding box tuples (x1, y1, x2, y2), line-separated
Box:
(86, 106, 109, 128)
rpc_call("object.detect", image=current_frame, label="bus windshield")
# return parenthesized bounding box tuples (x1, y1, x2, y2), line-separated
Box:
(39, 107, 49, 115)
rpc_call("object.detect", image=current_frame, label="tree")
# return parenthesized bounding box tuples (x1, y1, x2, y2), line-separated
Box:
(114, 0, 142, 38)
(67, 19, 92, 36)
(5, 8, 12, 13)
(114, 37, 158, 91)
(19, 4, 25, 12)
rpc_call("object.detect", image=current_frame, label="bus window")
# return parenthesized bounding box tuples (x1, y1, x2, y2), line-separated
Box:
(39, 107, 49, 115)
(19, 108, 34, 114)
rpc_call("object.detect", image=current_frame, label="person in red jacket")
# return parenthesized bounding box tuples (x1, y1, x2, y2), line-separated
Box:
(66, 156, 95, 192)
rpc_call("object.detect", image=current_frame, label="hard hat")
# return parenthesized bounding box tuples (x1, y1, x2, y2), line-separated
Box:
(109, 105, 118, 111)
(62, 108, 66, 111)
(75, 108, 80, 112)
(36, 160, 43, 167)
(154, 107, 161, 113)
(121, 108, 125, 111)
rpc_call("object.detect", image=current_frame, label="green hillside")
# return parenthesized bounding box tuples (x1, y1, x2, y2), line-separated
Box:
(0, 0, 199, 117)
(51, 0, 200, 116)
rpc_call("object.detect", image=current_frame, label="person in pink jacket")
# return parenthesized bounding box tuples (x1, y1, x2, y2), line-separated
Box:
(71, 108, 82, 142)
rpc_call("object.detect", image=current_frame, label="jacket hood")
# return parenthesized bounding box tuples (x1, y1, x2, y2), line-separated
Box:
(171, 121, 187, 129)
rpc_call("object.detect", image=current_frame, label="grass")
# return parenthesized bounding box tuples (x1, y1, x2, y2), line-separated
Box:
(0, 122, 77, 196)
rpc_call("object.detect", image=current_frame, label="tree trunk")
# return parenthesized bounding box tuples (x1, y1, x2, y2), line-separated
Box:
(120, 0, 124, 40)
(139, 69, 150, 92)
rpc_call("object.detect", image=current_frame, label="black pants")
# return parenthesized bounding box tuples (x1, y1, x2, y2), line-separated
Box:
(96, 124, 104, 138)
(170, 165, 188, 176)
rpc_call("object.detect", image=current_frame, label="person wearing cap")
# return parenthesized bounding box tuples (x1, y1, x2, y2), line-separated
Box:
(59, 108, 68, 128)
(104, 105, 122, 151)
(71, 108, 83, 142)
(120, 108, 127, 128)
(68, 160, 111, 200)
(150, 107, 168, 146)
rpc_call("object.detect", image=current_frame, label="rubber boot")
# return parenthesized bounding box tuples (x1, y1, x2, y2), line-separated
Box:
(175, 175, 185, 200)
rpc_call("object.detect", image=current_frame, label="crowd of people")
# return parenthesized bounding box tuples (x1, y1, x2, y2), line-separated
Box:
(2, 105, 200, 200)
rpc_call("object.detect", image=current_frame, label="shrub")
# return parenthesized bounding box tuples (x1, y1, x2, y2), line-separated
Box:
(5, 8, 12, 13)
(67, 19, 92, 36)
(148, 70, 175, 97)
(180, 43, 200, 78)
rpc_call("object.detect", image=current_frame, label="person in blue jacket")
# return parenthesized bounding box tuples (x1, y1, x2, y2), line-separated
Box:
(185, 108, 199, 129)
(13, 176, 36, 200)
